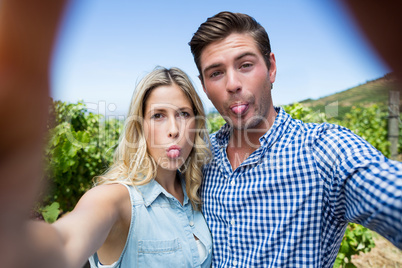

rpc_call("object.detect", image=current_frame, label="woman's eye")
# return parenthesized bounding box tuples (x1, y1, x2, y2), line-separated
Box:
(178, 111, 190, 118)
(151, 113, 163, 119)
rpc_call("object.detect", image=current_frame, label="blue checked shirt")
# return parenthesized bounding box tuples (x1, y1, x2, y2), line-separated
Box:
(201, 107, 402, 268)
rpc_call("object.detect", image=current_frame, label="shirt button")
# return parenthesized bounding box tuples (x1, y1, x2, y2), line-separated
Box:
(209, 249, 211, 253)
(230, 180, 235, 186)
(230, 219, 235, 225)
(233, 260, 238, 266)
(189, 221, 194, 226)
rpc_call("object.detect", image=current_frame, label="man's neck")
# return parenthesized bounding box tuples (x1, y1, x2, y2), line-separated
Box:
(226, 108, 277, 170)
(226, 132, 258, 171)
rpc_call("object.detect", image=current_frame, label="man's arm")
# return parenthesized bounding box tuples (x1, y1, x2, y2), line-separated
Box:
(312, 124, 402, 248)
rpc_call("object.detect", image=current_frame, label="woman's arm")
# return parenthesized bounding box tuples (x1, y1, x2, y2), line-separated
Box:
(0, 1, 68, 267)
(21, 184, 130, 268)
(54, 184, 130, 267)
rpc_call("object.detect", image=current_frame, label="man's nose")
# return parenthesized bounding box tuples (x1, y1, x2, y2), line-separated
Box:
(226, 69, 241, 93)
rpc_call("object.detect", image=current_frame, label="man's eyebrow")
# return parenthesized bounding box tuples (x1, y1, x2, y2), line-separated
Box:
(203, 63, 222, 76)
(236, 52, 258, 61)
(202, 52, 258, 75)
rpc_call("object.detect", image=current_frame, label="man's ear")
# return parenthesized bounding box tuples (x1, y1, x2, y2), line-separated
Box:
(268, 53, 277, 84)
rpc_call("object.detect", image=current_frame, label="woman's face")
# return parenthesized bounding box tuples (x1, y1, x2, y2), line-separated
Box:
(143, 84, 196, 173)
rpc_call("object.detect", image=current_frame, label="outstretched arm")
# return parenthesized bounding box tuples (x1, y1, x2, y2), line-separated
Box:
(0, 0, 68, 214)
(312, 126, 402, 248)
(19, 184, 129, 268)
(0, 1, 67, 266)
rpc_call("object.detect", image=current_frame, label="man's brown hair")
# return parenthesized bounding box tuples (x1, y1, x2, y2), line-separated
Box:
(189, 11, 272, 82)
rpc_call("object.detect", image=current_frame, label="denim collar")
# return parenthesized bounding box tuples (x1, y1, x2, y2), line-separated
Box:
(136, 173, 189, 207)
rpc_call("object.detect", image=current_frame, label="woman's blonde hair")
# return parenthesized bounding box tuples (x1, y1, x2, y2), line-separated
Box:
(96, 67, 211, 210)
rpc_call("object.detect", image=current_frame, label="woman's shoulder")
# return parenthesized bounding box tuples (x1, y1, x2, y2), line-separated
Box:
(82, 184, 132, 216)
(88, 183, 130, 199)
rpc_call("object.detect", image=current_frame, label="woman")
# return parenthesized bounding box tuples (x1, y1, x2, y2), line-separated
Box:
(32, 67, 212, 268)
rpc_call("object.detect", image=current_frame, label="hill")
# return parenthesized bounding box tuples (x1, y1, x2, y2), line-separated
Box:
(299, 73, 401, 119)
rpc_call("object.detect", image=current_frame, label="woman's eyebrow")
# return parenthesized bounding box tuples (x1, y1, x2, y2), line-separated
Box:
(145, 107, 165, 114)
(147, 106, 193, 113)
(178, 106, 193, 111)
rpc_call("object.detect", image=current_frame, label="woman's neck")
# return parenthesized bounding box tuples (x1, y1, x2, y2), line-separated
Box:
(155, 168, 183, 204)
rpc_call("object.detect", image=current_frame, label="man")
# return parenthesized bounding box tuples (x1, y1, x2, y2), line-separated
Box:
(189, 11, 402, 267)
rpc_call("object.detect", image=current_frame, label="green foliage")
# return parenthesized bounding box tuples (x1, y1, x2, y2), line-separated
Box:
(38, 202, 61, 223)
(283, 103, 327, 123)
(43, 100, 123, 212)
(399, 114, 402, 155)
(333, 223, 375, 268)
(207, 113, 226, 133)
(341, 105, 390, 158)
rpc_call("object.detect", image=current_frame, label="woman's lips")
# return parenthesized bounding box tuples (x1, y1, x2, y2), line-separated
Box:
(167, 145, 181, 159)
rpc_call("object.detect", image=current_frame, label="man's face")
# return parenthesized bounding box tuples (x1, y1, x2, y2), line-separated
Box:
(200, 33, 276, 130)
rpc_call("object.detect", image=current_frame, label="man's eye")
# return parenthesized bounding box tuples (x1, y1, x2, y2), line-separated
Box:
(241, 63, 253, 69)
(210, 71, 222, 78)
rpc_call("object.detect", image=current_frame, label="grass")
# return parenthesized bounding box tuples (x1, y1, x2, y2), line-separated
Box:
(299, 73, 401, 119)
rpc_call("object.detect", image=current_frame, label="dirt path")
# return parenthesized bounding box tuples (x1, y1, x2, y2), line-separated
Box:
(351, 233, 402, 268)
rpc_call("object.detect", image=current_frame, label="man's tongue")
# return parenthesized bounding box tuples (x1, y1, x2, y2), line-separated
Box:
(231, 104, 248, 115)
(167, 149, 180, 158)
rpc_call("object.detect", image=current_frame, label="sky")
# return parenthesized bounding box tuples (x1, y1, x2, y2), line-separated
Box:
(51, 0, 390, 117)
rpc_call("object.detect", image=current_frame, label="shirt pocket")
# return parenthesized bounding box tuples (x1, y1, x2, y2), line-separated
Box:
(138, 238, 184, 268)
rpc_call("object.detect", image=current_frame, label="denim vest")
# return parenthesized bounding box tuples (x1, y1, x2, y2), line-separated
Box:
(89, 179, 212, 268)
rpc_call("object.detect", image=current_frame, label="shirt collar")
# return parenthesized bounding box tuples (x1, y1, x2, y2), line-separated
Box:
(259, 107, 291, 147)
(136, 172, 189, 207)
(215, 106, 291, 148)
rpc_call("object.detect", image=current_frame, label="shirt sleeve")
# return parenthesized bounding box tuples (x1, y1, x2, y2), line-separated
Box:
(311, 123, 402, 249)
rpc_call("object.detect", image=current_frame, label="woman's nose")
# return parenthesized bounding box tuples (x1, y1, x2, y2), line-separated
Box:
(167, 118, 179, 138)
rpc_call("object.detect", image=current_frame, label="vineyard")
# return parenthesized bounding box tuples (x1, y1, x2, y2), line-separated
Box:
(38, 99, 401, 268)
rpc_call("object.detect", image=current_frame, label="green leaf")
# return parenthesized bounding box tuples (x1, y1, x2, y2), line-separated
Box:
(340, 240, 350, 253)
(62, 140, 77, 157)
(333, 258, 342, 268)
(356, 243, 365, 250)
(337, 253, 345, 260)
(40, 202, 61, 223)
